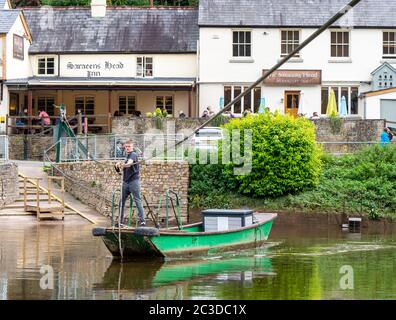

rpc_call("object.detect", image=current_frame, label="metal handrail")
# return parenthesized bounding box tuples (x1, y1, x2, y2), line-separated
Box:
(165, 189, 183, 230)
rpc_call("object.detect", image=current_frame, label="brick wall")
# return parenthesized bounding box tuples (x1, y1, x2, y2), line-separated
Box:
(0, 163, 19, 208)
(112, 117, 208, 135)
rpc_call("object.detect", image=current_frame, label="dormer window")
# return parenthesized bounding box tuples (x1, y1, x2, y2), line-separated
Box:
(38, 57, 55, 75)
(137, 57, 153, 77)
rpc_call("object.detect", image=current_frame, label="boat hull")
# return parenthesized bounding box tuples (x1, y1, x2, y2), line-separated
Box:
(94, 213, 276, 259)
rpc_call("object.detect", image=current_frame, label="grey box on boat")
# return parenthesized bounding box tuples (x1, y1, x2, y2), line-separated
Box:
(202, 209, 253, 232)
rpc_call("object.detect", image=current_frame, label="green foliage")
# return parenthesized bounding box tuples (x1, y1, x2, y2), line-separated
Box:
(189, 163, 238, 196)
(42, 164, 52, 173)
(259, 145, 396, 218)
(209, 115, 229, 127)
(329, 114, 343, 134)
(222, 112, 322, 197)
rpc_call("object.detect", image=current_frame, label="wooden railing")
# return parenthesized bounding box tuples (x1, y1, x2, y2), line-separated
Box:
(6, 113, 112, 135)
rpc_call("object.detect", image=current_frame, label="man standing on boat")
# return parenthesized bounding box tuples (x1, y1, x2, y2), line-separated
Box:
(115, 140, 146, 227)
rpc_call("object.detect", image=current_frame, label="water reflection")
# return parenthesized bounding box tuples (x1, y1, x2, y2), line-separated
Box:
(2, 216, 396, 300)
(96, 253, 274, 291)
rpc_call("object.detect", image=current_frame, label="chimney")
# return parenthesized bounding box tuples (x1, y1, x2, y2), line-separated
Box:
(91, 0, 107, 18)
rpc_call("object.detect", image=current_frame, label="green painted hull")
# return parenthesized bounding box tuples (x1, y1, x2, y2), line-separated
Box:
(96, 213, 276, 259)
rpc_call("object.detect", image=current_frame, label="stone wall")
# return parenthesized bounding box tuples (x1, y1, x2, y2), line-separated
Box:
(55, 160, 190, 222)
(112, 117, 208, 135)
(312, 119, 386, 154)
(8, 135, 54, 161)
(0, 163, 19, 208)
(6, 119, 386, 161)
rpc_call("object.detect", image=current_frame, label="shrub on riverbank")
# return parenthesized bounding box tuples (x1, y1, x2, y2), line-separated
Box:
(189, 144, 396, 219)
(189, 112, 323, 202)
(222, 112, 322, 197)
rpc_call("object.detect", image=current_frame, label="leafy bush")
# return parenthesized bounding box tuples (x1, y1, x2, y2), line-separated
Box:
(189, 163, 238, 196)
(222, 112, 322, 197)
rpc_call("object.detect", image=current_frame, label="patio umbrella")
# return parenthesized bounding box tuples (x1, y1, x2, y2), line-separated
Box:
(297, 91, 304, 115)
(258, 97, 266, 113)
(340, 95, 348, 117)
(326, 88, 338, 116)
(219, 97, 224, 110)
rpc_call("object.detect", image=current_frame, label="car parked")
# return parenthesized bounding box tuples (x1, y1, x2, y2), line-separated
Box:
(191, 127, 223, 150)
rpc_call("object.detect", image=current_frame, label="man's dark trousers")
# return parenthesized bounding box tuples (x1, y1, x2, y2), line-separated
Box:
(119, 179, 145, 224)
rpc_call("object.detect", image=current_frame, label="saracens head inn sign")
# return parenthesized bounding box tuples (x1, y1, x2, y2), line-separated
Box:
(66, 61, 126, 78)
(61, 56, 132, 78)
(262, 69, 322, 86)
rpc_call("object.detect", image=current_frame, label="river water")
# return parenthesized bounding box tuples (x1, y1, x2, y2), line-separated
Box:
(1, 215, 396, 300)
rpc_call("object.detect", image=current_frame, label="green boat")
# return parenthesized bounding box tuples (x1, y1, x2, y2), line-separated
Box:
(93, 210, 277, 259)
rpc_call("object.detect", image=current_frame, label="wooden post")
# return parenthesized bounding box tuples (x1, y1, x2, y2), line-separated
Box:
(27, 90, 33, 132)
(23, 177, 27, 211)
(107, 113, 111, 134)
(84, 117, 88, 135)
(188, 90, 192, 117)
(48, 177, 52, 204)
(36, 178, 40, 220)
(108, 90, 112, 133)
(77, 112, 82, 135)
(61, 178, 65, 210)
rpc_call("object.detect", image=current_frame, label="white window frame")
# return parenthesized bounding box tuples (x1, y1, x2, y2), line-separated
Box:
(136, 56, 153, 78)
(37, 56, 56, 76)
(224, 85, 261, 115)
(281, 29, 301, 57)
(232, 30, 252, 58)
(330, 30, 351, 58)
(383, 30, 396, 58)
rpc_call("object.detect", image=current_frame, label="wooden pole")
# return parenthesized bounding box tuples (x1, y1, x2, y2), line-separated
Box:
(48, 177, 52, 204)
(27, 90, 33, 132)
(108, 90, 112, 133)
(23, 177, 27, 210)
(77, 112, 82, 135)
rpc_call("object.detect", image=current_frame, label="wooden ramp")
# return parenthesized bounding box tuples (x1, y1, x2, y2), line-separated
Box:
(1, 173, 97, 224)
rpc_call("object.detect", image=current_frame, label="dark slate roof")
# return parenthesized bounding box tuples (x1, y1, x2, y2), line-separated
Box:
(0, 9, 20, 33)
(23, 7, 199, 54)
(199, 0, 396, 28)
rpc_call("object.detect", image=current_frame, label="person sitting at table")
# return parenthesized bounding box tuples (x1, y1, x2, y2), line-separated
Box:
(38, 108, 51, 126)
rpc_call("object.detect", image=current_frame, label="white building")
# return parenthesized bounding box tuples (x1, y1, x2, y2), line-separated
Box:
(0, 0, 32, 131)
(197, 0, 396, 120)
(1, 2, 199, 134)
